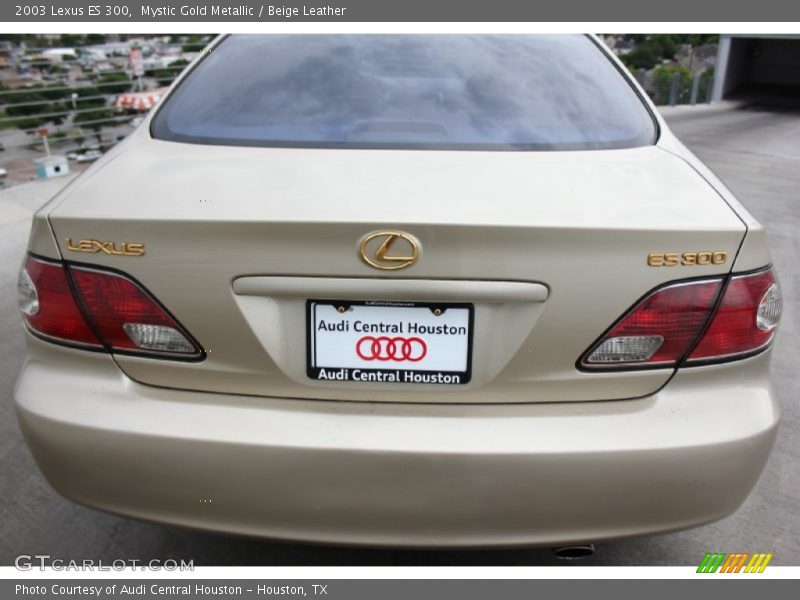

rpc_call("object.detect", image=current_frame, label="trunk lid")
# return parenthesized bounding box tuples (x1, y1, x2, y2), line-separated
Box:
(46, 138, 745, 403)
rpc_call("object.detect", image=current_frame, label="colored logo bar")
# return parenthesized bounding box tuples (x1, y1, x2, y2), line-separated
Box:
(697, 552, 773, 573)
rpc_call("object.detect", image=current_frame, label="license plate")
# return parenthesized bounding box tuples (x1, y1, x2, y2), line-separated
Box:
(307, 300, 473, 385)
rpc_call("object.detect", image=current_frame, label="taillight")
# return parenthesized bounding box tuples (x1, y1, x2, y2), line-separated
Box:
(579, 267, 781, 370)
(687, 269, 781, 363)
(19, 255, 203, 360)
(18, 257, 102, 348)
(69, 267, 199, 355)
(580, 279, 723, 369)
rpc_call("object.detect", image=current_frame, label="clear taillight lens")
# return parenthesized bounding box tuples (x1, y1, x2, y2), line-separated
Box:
(757, 282, 782, 331)
(18, 255, 202, 359)
(17, 265, 40, 316)
(122, 323, 196, 353)
(587, 335, 665, 363)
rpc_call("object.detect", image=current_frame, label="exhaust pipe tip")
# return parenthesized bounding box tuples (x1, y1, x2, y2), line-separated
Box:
(552, 544, 596, 560)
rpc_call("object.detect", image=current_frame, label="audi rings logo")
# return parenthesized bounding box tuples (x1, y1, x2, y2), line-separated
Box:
(356, 336, 428, 362)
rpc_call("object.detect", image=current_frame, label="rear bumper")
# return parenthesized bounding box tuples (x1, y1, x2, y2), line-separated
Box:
(14, 339, 779, 548)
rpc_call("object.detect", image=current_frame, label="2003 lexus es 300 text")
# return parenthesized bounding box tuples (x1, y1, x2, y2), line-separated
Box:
(14, 35, 782, 547)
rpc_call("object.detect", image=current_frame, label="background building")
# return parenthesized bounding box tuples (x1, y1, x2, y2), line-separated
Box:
(712, 34, 800, 101)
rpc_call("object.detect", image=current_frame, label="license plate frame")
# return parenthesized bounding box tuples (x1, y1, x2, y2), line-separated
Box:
(306, 299, 474, 385)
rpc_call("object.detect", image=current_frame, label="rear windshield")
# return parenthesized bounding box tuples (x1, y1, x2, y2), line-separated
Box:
(151, 35, 656, 151)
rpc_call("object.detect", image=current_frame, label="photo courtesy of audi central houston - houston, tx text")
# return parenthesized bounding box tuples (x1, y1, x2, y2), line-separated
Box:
(1, 31, 795, 570)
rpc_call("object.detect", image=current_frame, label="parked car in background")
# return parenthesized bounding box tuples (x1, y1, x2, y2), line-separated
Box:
(75, 150, 102, 162)
(14, 34, 782, 549)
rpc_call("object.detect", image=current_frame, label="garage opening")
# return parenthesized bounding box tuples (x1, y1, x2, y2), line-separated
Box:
(714, 35, 800, 104)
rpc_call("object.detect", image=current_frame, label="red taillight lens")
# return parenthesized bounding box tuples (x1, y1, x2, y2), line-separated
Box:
(580, 267, 781, 370)
(581, 279, 722, 369)
(70, 267, 200, 356)
(19, 256, 102, 347)
(688, 269, 781, 362)
(19, 255, 202, 359)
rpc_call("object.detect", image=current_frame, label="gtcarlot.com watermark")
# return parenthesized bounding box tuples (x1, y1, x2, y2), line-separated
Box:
(15, 554, 194, 571)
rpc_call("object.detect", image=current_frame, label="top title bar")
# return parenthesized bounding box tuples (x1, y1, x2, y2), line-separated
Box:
(2, 0, 800, 22)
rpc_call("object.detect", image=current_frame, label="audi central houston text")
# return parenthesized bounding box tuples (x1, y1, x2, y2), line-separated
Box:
(315, 319, 467, 335)
(317, 369, 462, 384)
(16, 585, 251, 597)
(14, 35, 781, 548)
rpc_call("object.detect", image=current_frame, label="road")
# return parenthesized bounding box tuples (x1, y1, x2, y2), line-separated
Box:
(0, 103, 797, 566)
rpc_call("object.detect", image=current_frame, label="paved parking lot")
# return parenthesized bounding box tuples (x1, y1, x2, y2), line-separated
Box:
(0, 103, 797, 566)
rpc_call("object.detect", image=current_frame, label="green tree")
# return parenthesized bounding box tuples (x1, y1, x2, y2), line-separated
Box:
(72, 85, 107, 109)
(674, 34, 720, 47)
(36, 84, 71, 101)
(652, 65, 693, 105)
(181, 42, 207, 52)
(697, 67, 715, 102)
(85, 34, 107, 45)
(621, 35, 679, 70)
(96, 72, 133, 94)
(650, 35, 679, 59)
(0, 34, 49, 47)
(151, 68, 176, 87)
(182, 35, 208, 52)
(0, 85, 68, 129)
(623, 44, 660, 69)
(619, 34, 720, 71)
(59, 34, 85, 47)
(73, 108, 114, 131)
(149, 59, 189, 86)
